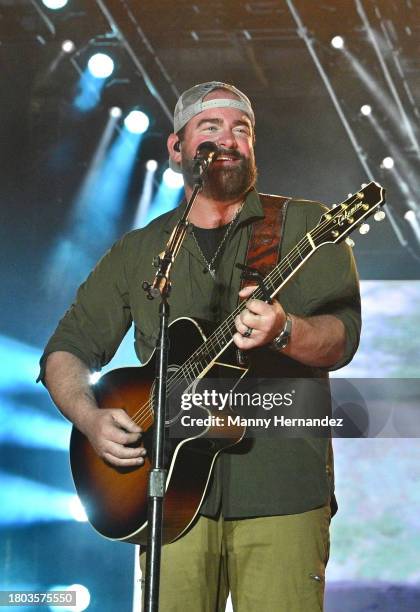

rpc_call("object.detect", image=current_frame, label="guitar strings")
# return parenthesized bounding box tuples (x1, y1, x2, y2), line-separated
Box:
(128, 194, 375, 427)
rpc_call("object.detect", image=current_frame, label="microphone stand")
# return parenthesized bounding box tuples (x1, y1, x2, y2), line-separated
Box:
(141, 147, 216, 612)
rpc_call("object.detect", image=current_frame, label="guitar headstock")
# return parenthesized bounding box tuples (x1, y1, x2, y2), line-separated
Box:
(312, 181, 386, 248)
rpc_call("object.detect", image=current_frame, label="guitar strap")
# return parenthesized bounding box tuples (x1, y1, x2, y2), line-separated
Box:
(237, 193, 289, 365)
(240, 192, 289, 289)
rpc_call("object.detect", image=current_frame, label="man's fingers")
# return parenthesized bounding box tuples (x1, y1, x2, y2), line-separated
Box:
(110, 409, 142, 433)
(243, 299, 273, 316)
(106, 440, 145, 460)
(233, 331, 256, 349)
(123, 431, 143, 444)
(238, 284, 258, 299)
(103, 451, 146, 467)
(107, 429, 142, 446)
(235, 317, 260, 337)
(239, 310, 261, 329)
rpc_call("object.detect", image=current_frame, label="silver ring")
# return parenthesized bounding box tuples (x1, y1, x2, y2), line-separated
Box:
(243, 326, 253, 338)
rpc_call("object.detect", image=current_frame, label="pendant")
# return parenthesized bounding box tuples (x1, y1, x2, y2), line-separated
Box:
(209, 266, 216, 279)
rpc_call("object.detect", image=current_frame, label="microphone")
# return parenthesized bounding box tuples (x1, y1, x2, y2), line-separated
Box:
(193, 141, 219, 182)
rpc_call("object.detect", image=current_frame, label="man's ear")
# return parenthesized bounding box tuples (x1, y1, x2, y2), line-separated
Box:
(167, 133, 182, 165)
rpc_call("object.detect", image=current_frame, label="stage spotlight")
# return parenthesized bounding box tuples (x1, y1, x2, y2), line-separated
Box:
(382, 156, 394, 169)
(50, 585, 90, 612)
(132, 160, 158, 228)
(0, 472, 87, 525)
(146, 159, 158, 172)
(62, 40, 75, 53)
(143, 168, 183, 224)
(109, 106, 122, 118)
(404, 208, 420, 244)
(87, 53, 114, 79)
(361, 104, 372, 116)
(163, 168, 184, 189)
(68, 496, 88, 522)
(1, 399, 71, 451)
(42, 0, 68, 8)
(331, 36, 344, 49)
(124, 110, 150, 134)
(89, 372, 102, 384)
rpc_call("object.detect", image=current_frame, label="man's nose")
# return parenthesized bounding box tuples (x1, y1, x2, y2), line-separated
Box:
(216, 129, 238, 150)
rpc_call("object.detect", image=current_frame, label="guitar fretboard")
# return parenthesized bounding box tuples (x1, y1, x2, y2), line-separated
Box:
(176, 233, 315, 384)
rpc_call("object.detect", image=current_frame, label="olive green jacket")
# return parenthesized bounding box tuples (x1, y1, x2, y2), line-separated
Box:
(39, 188, 361, 517)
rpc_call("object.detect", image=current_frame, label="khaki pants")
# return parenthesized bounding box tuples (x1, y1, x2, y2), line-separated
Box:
(140, 506, 330, 612)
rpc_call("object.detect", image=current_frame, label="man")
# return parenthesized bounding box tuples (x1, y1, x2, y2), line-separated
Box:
(40, 81, 361, 611)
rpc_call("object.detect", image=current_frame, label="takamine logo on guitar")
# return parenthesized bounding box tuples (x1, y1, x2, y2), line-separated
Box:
(336, 199, 365, 226)
(69, 181, 386, 546)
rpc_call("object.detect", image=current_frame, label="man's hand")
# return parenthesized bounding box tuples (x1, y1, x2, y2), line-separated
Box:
(82, 407, 146, 468)
(233, 285, 286, 350)
(44, 351, 148, 468)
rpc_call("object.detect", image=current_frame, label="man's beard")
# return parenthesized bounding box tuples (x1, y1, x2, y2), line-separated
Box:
(181, 148, 257, 201)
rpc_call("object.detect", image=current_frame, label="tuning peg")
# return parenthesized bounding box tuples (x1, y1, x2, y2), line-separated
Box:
(345, 237, 355, 248)
(374, 210, 386, 222)
(359, 223, 370, 235)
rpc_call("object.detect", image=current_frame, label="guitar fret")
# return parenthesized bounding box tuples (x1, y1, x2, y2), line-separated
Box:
(294, 244, 304, 260)
(301, 237, 314, 257)
(263, 277, 276, 295)
(281, 255, 294, 276)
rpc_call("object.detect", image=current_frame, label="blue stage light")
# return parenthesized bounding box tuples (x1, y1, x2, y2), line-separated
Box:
(68, 495, 88, 522)
(89, 372, 102, 385)
(0, 400, 71, 451)
(87, 53, 114, 79)
(61, 40, 75, 53)
(42, 0, 69, 8)
(163, 168, 184, 189)
(45, 117, 144, 297)
(0, 334, 43, 393)
(109, 106, 122, 118)
(0, 472, 81, 526)
(74, 69, 106, 112)
(50, 585, 90, 612)
(142, 170, 183, 225)
(146, 159, 158, 172)
(382, 156, 394, 169)
(124, 110, 150, 134)
(132, 160, 159, 228)
(331, 35, 344, 49)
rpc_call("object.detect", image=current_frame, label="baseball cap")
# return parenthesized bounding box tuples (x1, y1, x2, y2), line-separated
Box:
(169, 81, 255, 173)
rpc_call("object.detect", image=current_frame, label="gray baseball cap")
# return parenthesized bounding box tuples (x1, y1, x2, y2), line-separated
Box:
(169, 81, 255, 173)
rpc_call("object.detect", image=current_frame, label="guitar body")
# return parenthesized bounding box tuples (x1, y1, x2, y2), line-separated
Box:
(70, 317, 247, 545)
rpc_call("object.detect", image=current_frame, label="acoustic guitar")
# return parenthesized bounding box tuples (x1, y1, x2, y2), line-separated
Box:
(70, 182, 385, 545)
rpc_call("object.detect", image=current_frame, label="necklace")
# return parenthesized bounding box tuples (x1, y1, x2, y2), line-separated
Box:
(191, 202, 244, 279)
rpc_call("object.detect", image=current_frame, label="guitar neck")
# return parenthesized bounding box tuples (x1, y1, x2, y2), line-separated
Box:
(178, 233, 315, 381)
(169, 181, 385, 392)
